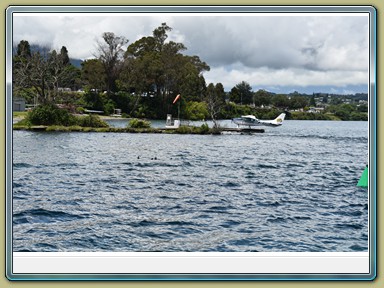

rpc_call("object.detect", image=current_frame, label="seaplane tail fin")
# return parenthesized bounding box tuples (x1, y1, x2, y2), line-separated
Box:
(259, 113, 286, 127)
(274, 113, 286, 124)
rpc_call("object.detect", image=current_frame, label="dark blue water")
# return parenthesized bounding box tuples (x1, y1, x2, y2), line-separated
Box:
(12, 120, 368, 252)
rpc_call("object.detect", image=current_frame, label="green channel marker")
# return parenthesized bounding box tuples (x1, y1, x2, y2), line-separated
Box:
(357, 165, 368, 188)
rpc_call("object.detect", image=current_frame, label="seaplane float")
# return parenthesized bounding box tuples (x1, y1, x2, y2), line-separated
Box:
(232, 113, 286, 128)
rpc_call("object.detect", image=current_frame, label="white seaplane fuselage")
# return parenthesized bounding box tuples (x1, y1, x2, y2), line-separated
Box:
(232, 113, 286, 128)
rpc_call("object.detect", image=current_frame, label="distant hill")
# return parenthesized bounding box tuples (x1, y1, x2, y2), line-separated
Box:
(70, 58, 83, 68)
(14, 43, 83, 67)
(313, 92, 368, 101)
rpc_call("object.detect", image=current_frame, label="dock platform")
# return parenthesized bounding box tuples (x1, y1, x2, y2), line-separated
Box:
(221, 128, 265, 133)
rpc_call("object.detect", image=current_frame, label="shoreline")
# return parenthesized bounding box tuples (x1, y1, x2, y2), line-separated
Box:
(12, 125, 267, 134)
(12, 125, 223, 134)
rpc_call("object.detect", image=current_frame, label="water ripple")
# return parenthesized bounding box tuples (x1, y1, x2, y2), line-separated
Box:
(12, 121, 369, 252)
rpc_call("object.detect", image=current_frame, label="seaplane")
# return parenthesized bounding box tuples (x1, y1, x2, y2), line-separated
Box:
(232, 113, 286, 128)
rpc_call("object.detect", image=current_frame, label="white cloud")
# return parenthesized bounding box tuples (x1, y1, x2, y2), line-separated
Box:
(204, 65, 368, 91)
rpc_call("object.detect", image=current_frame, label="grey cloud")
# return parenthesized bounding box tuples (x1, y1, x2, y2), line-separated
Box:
(171, 16, 368, 72)
(12, 13, 369, 91)
(13, 14, 368, 71)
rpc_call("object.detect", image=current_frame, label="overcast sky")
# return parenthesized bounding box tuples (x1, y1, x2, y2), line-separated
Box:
(13, 13, 370, 94)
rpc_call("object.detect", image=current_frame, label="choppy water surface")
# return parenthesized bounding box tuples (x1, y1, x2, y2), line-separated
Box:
(12, 120, 368, 252)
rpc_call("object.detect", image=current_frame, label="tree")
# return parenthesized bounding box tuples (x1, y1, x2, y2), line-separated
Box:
(18, 50, 51, 103)
(205, 83, 225, 128)
(357, 104, 368, 113)
(13, 41, 79, 104)
(81, 59, 107, 91)
(289, 95, 309, 110)
(60, 46, 70, 66)
(309, 95, 316, 107)
(153, 23, 173, 52)
(271, 94, 290, 108)
(184, 101, 209, 120)
(96, 32, 128, 94)
(254, 89, 272, 107)
(229, 81, 253, 104)
(48, 47, 78, 99)
(13, 41, 32, 98)
(16, 40, 31, 58)
(178, 61, 207, 102)
(120, 23, 209, 118)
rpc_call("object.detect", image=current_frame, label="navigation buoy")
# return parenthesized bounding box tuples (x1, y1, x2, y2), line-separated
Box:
(357, 165, 368, 188)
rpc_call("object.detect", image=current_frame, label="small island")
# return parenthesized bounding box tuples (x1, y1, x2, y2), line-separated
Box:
(13, 103, 227, 135)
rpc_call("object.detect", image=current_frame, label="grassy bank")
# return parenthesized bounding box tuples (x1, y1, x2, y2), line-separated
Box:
(12, 124, 219, 135)
(13, 111, 28, 118)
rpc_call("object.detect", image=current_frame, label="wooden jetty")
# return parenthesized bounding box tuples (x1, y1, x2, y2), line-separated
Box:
(221, 127, 265, 133)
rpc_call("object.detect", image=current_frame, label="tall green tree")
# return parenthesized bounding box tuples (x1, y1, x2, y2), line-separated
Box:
(16, 40, 31, 58)
(289, 95, 309, 110)
(60, 46, 70, 66)
(271, 94, 290, 108)
(254, 89, 272, 107)
(81, 59, 107, 91)
(229, 81, 253, 104)
(96, 32, 128, 94)
(184, 101, 209, 120)
(13, 40, 32, 98)
(120, 23, 209, 118)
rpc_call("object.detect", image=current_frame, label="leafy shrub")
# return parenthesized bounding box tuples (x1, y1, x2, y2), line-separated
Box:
(129, 118, 151, 128)
(25, 104, 109, 127)
(76, 107, 86, 114)
(174, 125, 217, 135)
(77, 114, 109, 128)
(27, 104, 77, 126)
(185, 101, 209, 120)
(199, 123, 210, 134)
(175, 125, 193, 134)
(104, 99, 115, 115)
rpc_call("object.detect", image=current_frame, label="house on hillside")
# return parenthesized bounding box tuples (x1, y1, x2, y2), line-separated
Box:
(308, 107, 325, 113)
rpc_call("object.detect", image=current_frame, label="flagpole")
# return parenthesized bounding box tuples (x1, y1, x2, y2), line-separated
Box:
(178, 101, 180, 120)
(172, 94, 181, 120)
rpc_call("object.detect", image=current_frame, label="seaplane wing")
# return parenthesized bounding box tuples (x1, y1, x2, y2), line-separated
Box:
(232, 113, 285, 128)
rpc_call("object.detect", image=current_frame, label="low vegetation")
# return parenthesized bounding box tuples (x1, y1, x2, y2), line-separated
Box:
(13, 124, 223, 135)
(128, 118, 151, 129)
(13, 107, 222, 134)
(14, 104, 109, 128)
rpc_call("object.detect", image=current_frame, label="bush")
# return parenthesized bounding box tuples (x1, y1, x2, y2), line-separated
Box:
(27, 104, 77, 126)
(199, 123, 210, 134)
(175, 125, 193, 134)
(77, 114, 109, 128)
(185, 101, 209, 120)
(76, 107, 86, 114)
(104, 99, 115, 115)
(129, 118, 151, 128)
(25, 104, 109, 128)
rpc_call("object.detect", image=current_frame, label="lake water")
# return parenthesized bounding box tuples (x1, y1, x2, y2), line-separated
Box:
(12, 120, 369, 252)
